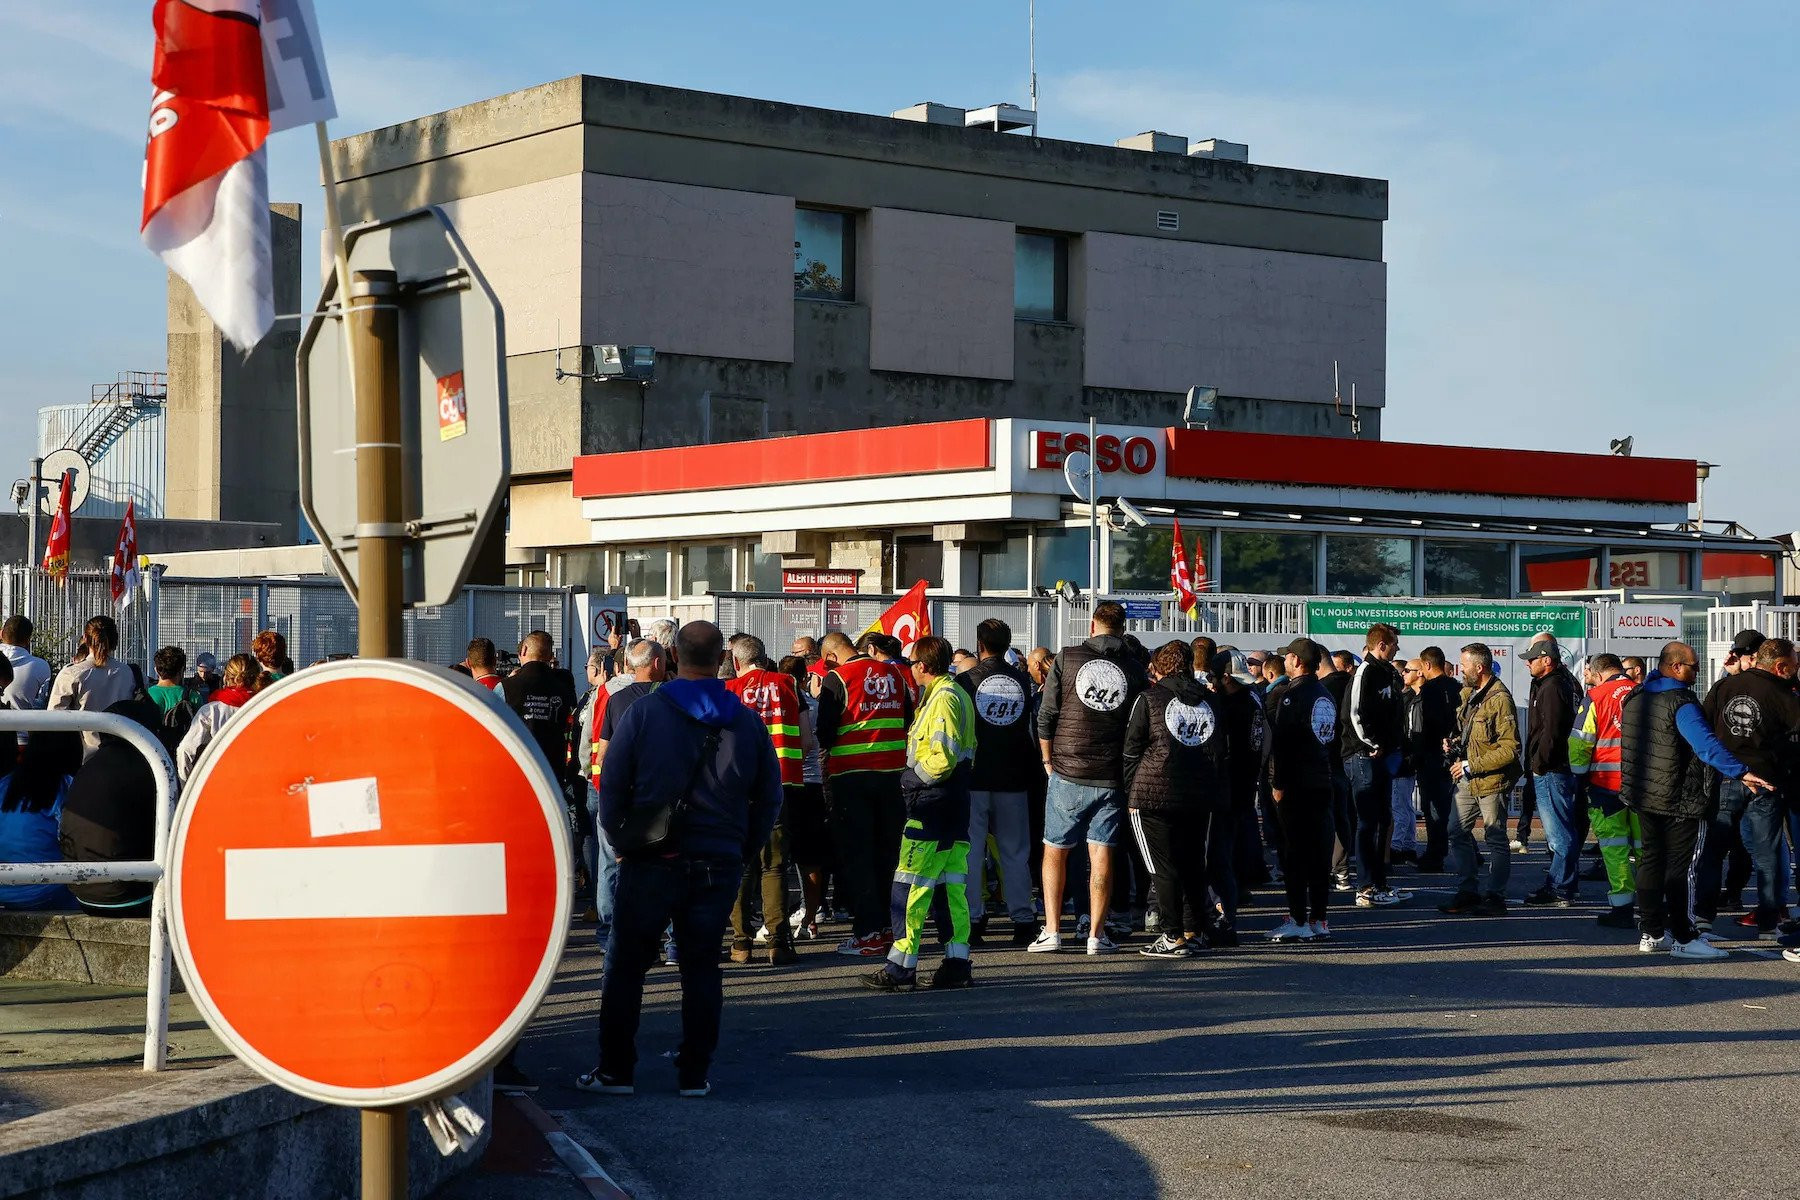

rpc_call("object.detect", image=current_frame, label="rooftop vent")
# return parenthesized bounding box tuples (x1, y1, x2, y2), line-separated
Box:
(1116, 131, 1187, 154)
(891, 102, 967, 126)
(1189, 138, 1249, 162)
(964, 103, 1037, 134)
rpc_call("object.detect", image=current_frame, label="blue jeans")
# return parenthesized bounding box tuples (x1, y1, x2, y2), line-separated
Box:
(597, 854, 741, 1085)
(1533, 769, 1579, 897)
(588, 788, 619, 934)
(1698, 780, 1786, 924)
(1741, 786, 1788, 921)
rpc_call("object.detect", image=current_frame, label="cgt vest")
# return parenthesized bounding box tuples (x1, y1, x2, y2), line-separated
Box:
(826, 657, 909, 775)
(725, 669, 804, 788)
(1585, 675, 1635, 793)
(958, 657, 1038, 794)
(1049, 640, 1145, 784)
(1621, 684, 1711, 819)
(1127, 681, 1228, 814)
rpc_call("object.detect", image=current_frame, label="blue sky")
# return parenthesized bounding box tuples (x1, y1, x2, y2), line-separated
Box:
(2, 2, 1795, 531)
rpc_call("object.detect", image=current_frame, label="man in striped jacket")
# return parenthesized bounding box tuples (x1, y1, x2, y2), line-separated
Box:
(724, 634, 808, 966)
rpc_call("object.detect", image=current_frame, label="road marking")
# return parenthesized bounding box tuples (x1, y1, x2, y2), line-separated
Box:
(505, 1092, 636, 1199)
(223, 843, 507, 920)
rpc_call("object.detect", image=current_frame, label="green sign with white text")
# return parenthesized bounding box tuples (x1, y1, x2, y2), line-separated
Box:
(1304, 600, 1586, 640)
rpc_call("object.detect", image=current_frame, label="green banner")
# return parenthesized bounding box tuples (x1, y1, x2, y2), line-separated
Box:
(1304, 600, 1586, 640)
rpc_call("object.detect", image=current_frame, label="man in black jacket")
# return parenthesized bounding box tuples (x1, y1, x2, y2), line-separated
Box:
(957, 619, 1039, 947)
(1345, 623, 1407, 908)
(1317, 651, 1357, 893)
(1699, 636, 1800, 932)
(502, 630, 580, 791)
(1522, 640, 1582, 907)
(1413, 646, 1461, 870)
(1263, 639, 1339, 944)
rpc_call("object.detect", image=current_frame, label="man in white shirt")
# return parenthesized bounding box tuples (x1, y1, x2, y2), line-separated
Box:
(2, 616, 52, 711)
(48, 615, 139, 756)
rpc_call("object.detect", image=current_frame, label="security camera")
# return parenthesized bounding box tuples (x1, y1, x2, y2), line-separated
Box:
(1113, 497, 1150, 528)
(8, 480, 26, 508)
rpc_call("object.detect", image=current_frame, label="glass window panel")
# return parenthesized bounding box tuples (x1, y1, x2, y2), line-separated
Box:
(1220, 530, 1315, 595)
(747, 543, 784, 593)
(896, 538, 943, 589)
(618, 546, 668, 598)
(979, 530, 1030, 592)
(681, 545, 733, 595)
(1703, 551, 1777, 602)
(1035, 526, 1092, 590)
(1325, 535, 1414, 597)
(1109, 525, 1173, 592)
(1605, 548, 1689, 591)
(1014, 232, 1067, 321)
(1424, 540, 1512, 598)
(795, 209, 853, 301)
(557, 548, 607, 592)
(1519, 545, 1600, 596)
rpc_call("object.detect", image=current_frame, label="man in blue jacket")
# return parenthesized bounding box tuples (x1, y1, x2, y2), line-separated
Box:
(579, 621, 783, 1098)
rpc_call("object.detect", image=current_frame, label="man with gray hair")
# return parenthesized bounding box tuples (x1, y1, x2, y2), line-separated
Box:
(1439, 643, 1520, 917)
(590, 639, 669, 951)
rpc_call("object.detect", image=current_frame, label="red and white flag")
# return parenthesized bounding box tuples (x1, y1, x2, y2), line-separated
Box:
(860, 579, 933, 658)
(41, 473, 73, 583)
(1191, 529, 1210, 595)
(141, 0, 275, 352)
(110, 502, 142, 610)
(1171, 518, 1199, 620)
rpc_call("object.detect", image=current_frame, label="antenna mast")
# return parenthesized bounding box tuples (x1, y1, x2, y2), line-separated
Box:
(1029, 0, 1039, 120)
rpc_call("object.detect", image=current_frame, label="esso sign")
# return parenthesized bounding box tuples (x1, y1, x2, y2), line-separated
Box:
(1031, 430, 1157, 475)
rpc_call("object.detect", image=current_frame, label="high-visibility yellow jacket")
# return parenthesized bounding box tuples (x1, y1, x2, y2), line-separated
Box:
(907, 674, 977, 786)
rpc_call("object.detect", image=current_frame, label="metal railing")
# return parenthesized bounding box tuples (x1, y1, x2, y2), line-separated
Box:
(0, 711, 177, 1071)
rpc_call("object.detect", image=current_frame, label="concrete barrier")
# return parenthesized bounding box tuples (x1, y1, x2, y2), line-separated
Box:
(0, 1061, 489, 1200)
(0, 914, 178, 990)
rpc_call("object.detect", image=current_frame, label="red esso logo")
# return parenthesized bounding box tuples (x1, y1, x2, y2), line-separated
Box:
(1031, 431, 1157, 475)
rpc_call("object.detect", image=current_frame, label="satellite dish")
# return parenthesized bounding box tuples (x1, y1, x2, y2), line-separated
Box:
(39, 448, 92, 516)
(1063, 448, 1095, 503)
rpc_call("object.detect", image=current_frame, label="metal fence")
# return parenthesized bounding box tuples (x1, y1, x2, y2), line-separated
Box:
(0, 567, 578, 673)
(1706, 603, 1800, 682)
(713, 592, 1060, 656)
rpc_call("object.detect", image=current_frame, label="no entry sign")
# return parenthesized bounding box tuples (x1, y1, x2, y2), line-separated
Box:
(167, 659, 570, 1107)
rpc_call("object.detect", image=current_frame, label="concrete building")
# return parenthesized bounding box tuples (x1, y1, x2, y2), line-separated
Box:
(327, 76, 1389, 581)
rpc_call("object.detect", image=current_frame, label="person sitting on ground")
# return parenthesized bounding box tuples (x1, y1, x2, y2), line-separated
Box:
(59, 699, 162, 917)
(0, 731, 82, 910)
(175, 653, 261, 782)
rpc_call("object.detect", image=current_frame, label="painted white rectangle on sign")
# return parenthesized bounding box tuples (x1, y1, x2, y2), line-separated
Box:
(224, 844, 508, 920)
(306, 776, 382, 838)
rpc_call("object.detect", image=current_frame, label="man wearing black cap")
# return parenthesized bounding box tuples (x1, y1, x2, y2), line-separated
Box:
(1262, 638, 1339, 944)
(1700, 635, 1799, 933)
(1521, 639, 1581, 907)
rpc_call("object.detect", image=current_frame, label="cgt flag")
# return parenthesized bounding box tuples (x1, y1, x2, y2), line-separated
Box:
(41, 472, 73, 582)
(110, 501, 142, 610)
(1192, 528, 1209, 595)
(860, 579, 932, 658)
(1170, 518, 1199, 620)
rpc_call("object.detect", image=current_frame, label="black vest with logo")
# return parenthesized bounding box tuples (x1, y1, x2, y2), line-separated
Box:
(957, 657, 1037, 793)
(1127, 677, 1228, 814)
(1621, 683, 1712, 819)
(1048, 638, 1147, 785)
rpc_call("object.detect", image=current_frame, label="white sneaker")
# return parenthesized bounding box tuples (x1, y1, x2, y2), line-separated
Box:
(753, 924, 771, 945)
(1509, 840, 1526, 853)
(1026, 928, 1063, 953)
(1697, 930, 1726, 945)
(1268, 917, 1315, 943)
(788, 905, 807, 929)
(1782, 948, 1800, 964)
(1086, 934, 1119, 955)
(1670, 937, 1728, 960)
(1370, 888, 1404, 907)
(1638, 933, 1673, 953)
(1075, 913, 1092, 937)
(1309, 920, 1334, 942)
(1355, 888, 1377, 909)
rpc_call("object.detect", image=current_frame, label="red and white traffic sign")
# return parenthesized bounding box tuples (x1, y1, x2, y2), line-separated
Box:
(167, 659, 570, 1107)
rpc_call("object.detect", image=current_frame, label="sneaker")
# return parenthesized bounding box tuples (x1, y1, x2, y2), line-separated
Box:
(1075, 913, 1092, 937)
(1268, 918, 1315, 943)
(753, 923, 772, 945)
(836, 931, 892, 957)
(793, 919, 819, 942)
(1697, 931, 1727, 945)
(1735, 912, 1774, 932)
(1523, 887, 1572, 909)
(1783, 947, 1800, 964)
(1438, 891, 1483, 915)
(1332, 873, 1356, 893)
(1143, 910, 1163, 934)
(1087, 934, 1120, 955)
(1509, 839, 1526, 853)
(1638, 933, 1673, 953)
(1139, 934, 1192, 959)
(662, 938, 678, 966)
(928, 958, 974, 989)
(860, 965, 917, 991)
(728, 942, 753, 965)
(1476, 894, 1508, 917)
(1010, 922, 1037, 948)
(1026, 928, 1063, 953)
(573, 1068, 633, 1096)
(1369, 888, 1404, 907)
(1670, 937, 1728, 960)
(788, 905, 808, 929)
(1308, 920, 1333, 942)
(1355, 887, 1377, 909)
(1596, 905, 1638, 929)
(678, 1081, 712, 1098)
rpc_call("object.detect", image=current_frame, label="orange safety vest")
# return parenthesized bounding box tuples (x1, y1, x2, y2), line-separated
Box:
(826, 657, 909, 775)
(725, 669, 804, 788)
(1587, 674, 1635, 793)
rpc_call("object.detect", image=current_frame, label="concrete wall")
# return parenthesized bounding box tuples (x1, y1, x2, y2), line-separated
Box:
(1083, 233, 1387, 405)
(581, 174, 794, 362)
(437, 174, 582, 357)
(866, 209, 1013, 379)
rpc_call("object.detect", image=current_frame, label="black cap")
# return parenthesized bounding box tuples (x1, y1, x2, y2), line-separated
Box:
(1520, 642, 1558, 662)
(1276, 638, 1315, 659)
(1730, 630, 1766, 657)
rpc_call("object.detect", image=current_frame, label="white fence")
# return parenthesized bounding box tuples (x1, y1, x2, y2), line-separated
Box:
(0, 710, 177, 1071)
(1707, 603, 1800, 682)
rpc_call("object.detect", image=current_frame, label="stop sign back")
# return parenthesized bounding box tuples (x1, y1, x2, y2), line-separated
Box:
(167, 659, 570, 1107)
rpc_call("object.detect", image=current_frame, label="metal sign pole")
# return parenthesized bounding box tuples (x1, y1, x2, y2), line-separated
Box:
(350, 265, 408, 1199)
(1087, 414, 1099, 607)
(24, 456, 41, 619)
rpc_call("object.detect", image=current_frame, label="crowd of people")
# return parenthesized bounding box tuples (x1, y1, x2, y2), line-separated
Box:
(8, 603, 1800, 1101)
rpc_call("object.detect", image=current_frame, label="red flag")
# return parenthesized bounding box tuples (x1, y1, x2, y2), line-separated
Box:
(1170, 518, 1199, 620)
(110, 502, 142, 609)
(861, 579, 932, 657)
(42, 472, 73, 582)
(141, 0, 273, 351)
(1192, 530, 1210, 595)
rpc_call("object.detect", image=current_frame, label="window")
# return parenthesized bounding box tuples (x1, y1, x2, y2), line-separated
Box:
(1109, 525, 1212, 592)
(1220, 531, 1315, 595)
(681, 544, 734, 595)
(1014, 232, 1068, 321)
(1325, 535, 1414, 598)
(1519, 545, 1600, 596)
(795, 208, 853, 301)
(1605, 548, 1689, 591)
(895, 538, 943, 590)
(746, 542, 784, 593)
(557, 548, 607, 592)
(979, 530, 1030, 592)
(1703, 551, 1777, 602)
(618, 546, 668, 598)
(1424, 540, 1511, 598)
(1035, 525, 1091, 590)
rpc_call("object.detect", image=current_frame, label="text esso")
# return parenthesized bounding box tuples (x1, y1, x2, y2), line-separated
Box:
(1030, 431, 1158, 476)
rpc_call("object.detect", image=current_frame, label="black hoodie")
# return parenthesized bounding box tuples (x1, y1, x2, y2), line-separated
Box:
(1123, 674, 1229, 813)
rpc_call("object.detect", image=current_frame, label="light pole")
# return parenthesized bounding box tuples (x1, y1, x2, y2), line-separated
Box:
(1695, 462, 1716, 530)
(23, 456, 42, 620)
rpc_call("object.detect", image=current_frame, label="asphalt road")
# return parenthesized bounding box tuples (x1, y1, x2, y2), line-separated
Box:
(465, 860, 1800, 1200)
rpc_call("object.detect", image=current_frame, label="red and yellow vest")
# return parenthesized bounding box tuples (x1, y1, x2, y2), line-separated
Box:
(827, 657, 909, 775)
(725, 669, 804, 788)
(1587, 675, 1635, 792)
